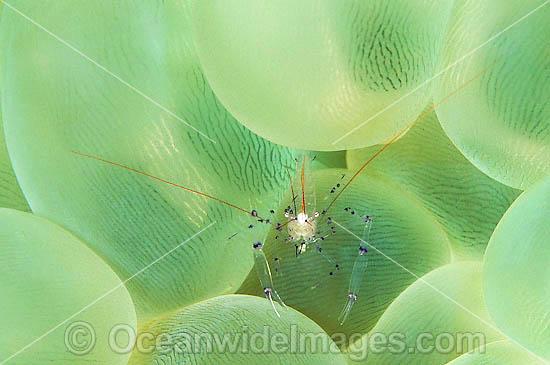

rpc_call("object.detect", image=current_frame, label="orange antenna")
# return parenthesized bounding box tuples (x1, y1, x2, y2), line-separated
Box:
(69, 150, 263, 220)
(300, 155, 306, 213)
(324, 60, 498, 214)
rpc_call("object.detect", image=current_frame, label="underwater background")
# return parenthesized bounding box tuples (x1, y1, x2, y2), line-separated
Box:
(1, 1, 549, 364)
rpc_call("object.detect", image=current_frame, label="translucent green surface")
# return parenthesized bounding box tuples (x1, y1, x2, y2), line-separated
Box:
(0, 0, 293, 322)
(239, 169, 452, 341)
(483, 176, 550, 360)
(434, 0, 550, 189)
(0, 208, 136, 364)
(193, 0, 454, 150)
(347, 108, 520, 260)
(449, 340, 546, 365)
(354, 262, 503, 364)
(311, 150, 348, 170)
(130, 295, 346, 364)
(0, 112, 29, 211)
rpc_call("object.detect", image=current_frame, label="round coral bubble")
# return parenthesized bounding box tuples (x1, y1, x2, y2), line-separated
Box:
(434, 0, 550, 189)
(192, 0, 454, 150)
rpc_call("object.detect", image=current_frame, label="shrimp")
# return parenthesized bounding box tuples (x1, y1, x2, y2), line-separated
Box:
(70, 60, 497, 324)
(264, 151, 373, 324)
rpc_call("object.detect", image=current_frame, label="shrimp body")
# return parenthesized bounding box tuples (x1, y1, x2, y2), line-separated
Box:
(283, 152, 322, 253)
(286, 211, 320, 252)
(286, 213, 315, 240)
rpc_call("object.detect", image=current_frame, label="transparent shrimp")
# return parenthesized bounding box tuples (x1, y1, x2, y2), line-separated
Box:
(276, 154, 372, 323)
(69, 59, 498, 324)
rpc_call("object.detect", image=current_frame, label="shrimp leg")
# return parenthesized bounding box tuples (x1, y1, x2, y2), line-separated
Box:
(338, 216, 372, 325)
(253, 242, 286, 317)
